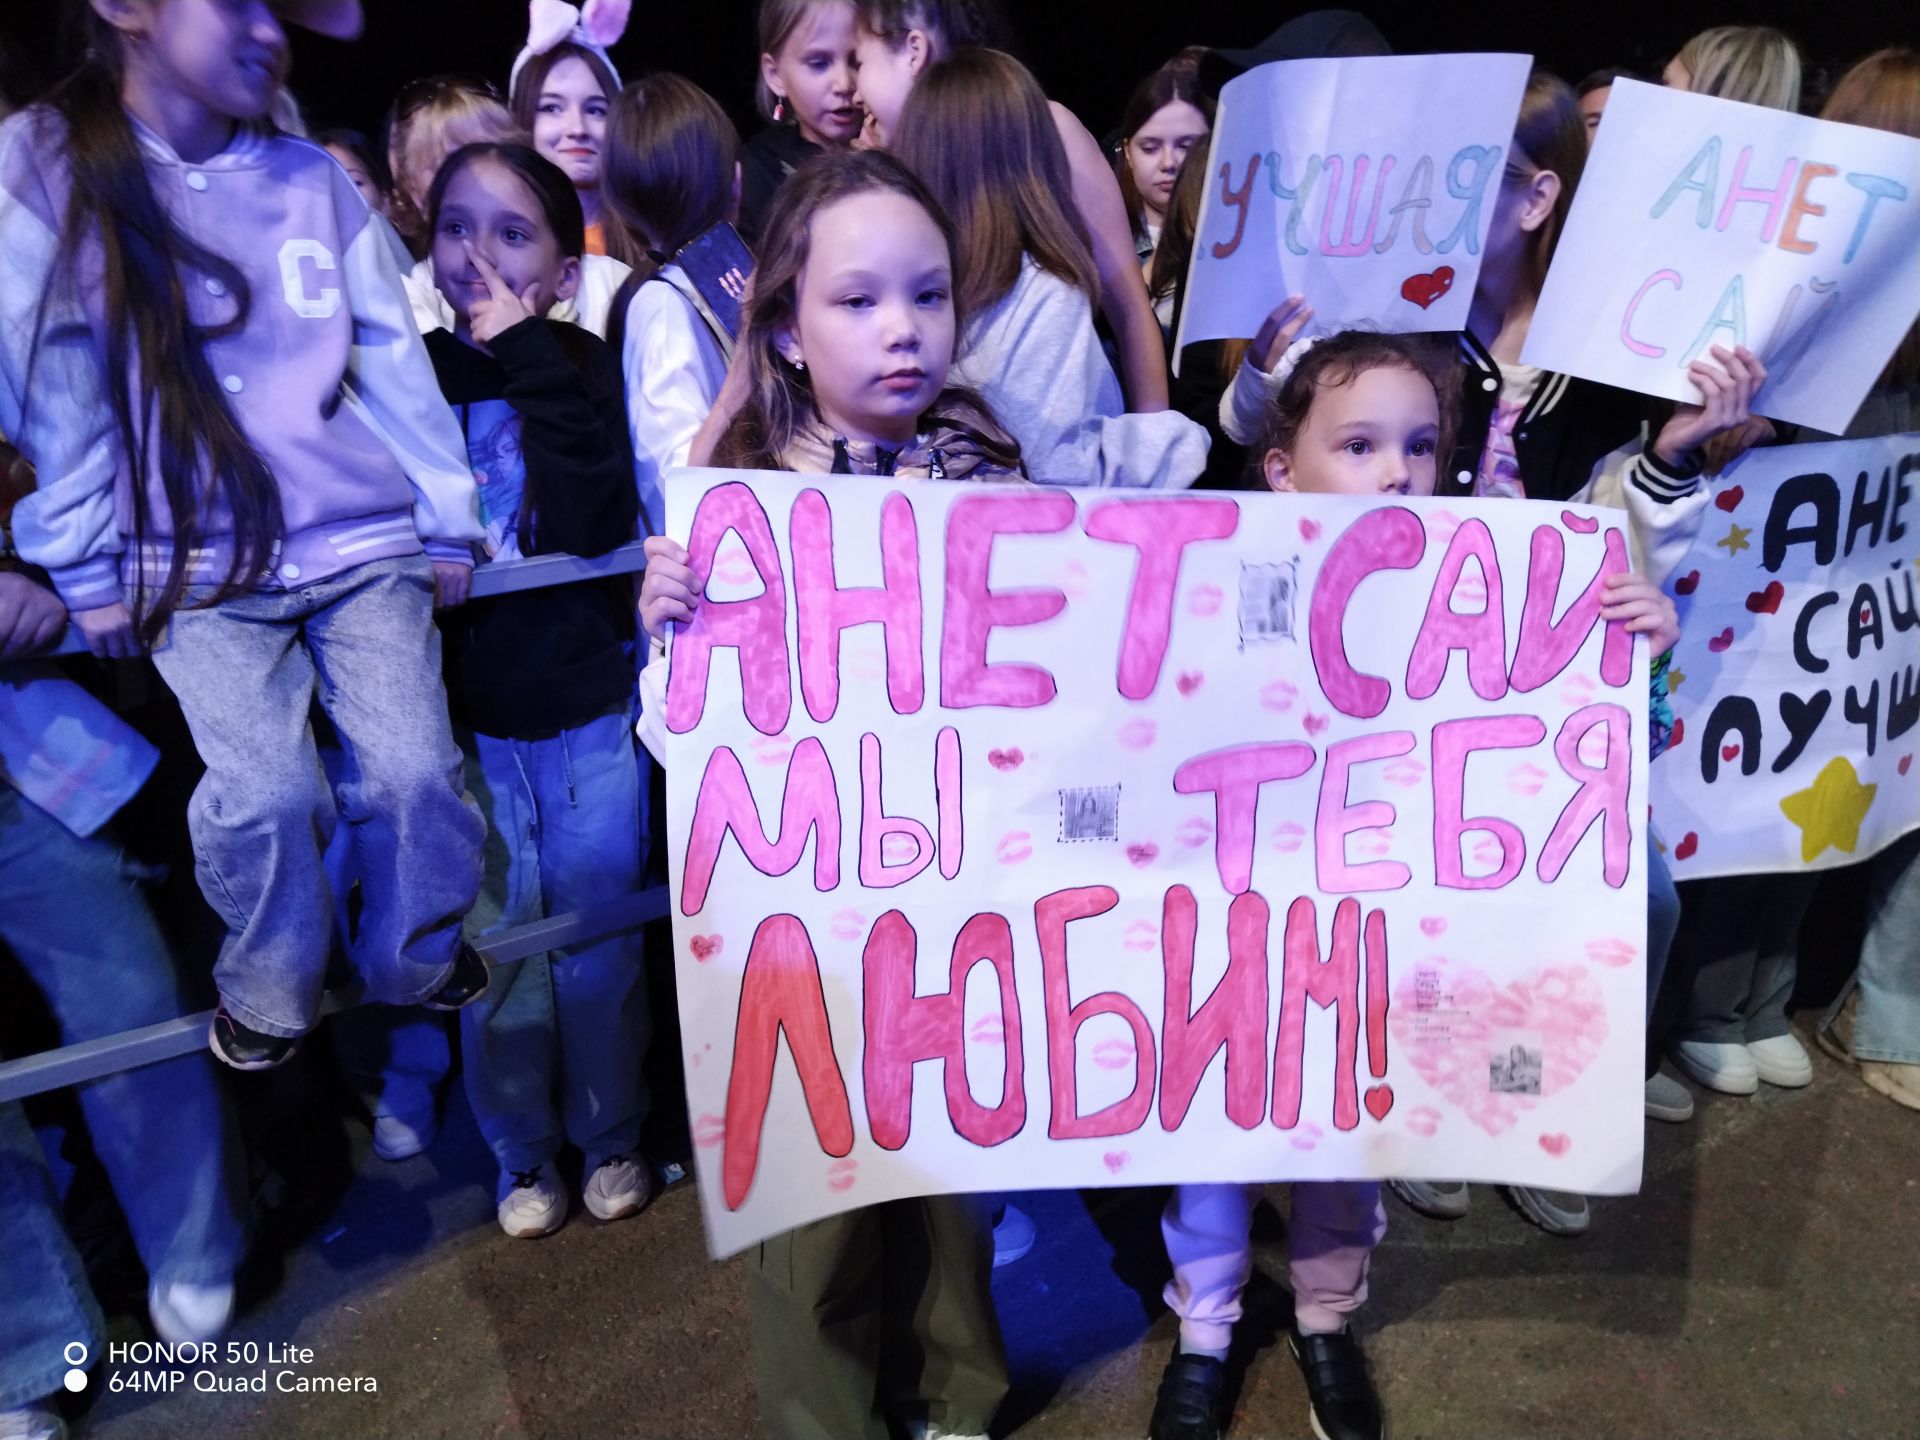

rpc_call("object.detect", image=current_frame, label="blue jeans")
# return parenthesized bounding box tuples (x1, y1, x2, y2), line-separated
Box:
(151, 556, 486, 1036)
(459, 706, 649, 1174)
(0, 1099, 105, 1409)
(0, 785, 245, 1310)
(318, 741, 453, 1128)
(1826, 829, 1920, 1066)
(1647, 842, 1679, 1024)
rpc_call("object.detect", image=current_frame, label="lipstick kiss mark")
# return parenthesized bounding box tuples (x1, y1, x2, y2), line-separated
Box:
(996, 830, 1032, 864)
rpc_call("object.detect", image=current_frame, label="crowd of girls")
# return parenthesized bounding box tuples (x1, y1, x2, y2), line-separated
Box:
(1, 4, 1914, 1439)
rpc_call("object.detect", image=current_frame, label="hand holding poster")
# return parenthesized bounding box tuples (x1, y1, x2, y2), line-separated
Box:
(1653, 436, 1920, 878)
(1174, 54, 1531, 353)
(1524, 80, 1920, 435)
(661, 473, 1650, 1257)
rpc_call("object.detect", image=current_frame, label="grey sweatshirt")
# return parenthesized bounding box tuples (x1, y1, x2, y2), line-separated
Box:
(951, 256, 1208, 490)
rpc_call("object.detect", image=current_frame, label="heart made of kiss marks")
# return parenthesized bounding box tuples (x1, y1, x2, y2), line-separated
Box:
(1388, 961, 1609, 1137)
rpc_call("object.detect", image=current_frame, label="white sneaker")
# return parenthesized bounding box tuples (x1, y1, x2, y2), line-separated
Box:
(992, 1202, 1035, 1266)
(0, 1405, 66, 1440)
(148, 1278, 234, 1345)
(371, 1113, 438, 1162)
(1645, 1072, 1695, 1123)
(1863, 1060, 1920, 1112)
(497, 1166, 567, 1238)
(1747, 1033, 1813, 1088)
(1671, 1039, 1759, 1095)
(583, 1155, 652, 1222)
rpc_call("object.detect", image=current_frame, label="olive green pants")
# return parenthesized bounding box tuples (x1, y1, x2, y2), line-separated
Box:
(749, 1195, 1008, 1440)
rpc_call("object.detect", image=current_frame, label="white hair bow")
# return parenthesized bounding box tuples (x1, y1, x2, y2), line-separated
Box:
(511, 0, 629, 97)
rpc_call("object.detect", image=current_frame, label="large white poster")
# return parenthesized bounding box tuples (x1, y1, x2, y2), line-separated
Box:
(1525, 79, 1920, 435)
(1654, 436, 1920, 878)
(1175, 53, 1531, 352)
(661, 474, 1650, 1257)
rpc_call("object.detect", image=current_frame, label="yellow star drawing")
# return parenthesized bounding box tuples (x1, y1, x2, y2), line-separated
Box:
(1669, 669, 1686, 691)
(1779, 757, 1877, 863)
(1716, 524, 1753, 556)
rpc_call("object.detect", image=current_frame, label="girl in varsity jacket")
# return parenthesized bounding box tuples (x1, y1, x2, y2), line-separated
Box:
(0, 0, 489, 1070)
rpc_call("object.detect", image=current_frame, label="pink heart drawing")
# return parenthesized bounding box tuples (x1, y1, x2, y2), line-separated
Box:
(1538, 1133, 1572, 1157)
(689, 934, 723, 961)
(1303, 712, 1330, 736)
(1102, 1150, 1130, 1174)
(1176, 670, 1205, 696)
(1363, 1084, 1394, 1121)
(1299, 517, 1323, 542)
(1390, 963, 1609, 1137)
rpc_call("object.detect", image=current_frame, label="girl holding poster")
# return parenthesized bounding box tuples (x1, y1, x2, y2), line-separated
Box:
(1148, 330, 1453, 1440)
(638, 150, 1022, 1440)
(1217, 72, 1764, 1234)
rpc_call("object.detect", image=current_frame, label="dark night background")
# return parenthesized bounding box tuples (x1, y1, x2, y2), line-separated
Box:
(2, 1, 1916, 145)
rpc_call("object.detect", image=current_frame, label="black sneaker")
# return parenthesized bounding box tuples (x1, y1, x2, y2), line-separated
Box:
(1289, 1325, 1384, 1440)
(422, 941, 491, 1011)
(1147, 1344, 1227, 1440)
(208, 1004, 301, 1070)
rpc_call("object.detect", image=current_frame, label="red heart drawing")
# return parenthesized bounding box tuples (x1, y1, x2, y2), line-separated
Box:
(1399, 265, 1455, 309)
(1674, 570, 1701, 596)
(1560, 509, 1600, 534)
(1299, 518, 1323, 542)
(1126, 842, 1159, 868)
(1674, 832, 1699, 861)
(1746, 581, 1785, 615)
(1900, 755, 1914, 776)
(1102, 1150, 1129, 1174)
(1391, 964, 1608, 1137)
(987, 747, 1024, 771)
(1671, 717, 1686, 747)
(1303, 712, 1330, 736)
(1176, 670, 1205, 696)
(1721, 742, 1741, 762)
(1538, 1133, 1572, 1157)
(689, 934, 723, 961)
(1707, 627, 1735, 653)
(1363, 1085, 1394, 1121)
(1714, 485, 1745, 513)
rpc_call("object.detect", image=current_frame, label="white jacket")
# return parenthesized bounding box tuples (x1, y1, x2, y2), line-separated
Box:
(621, 265, 729, 536)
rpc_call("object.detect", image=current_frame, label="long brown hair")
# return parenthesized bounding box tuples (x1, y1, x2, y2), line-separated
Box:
(715, 149, 1017, 471)
(602, 72, 739, 274)
(28, 6, 282, 642)
(1115, 60, 1213, 241)
(890, 48, 1098, 318)
(1824, 48, 1920, 390)
(1511, 71, 1587, 292)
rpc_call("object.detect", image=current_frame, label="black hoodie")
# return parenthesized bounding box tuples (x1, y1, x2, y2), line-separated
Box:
(425, 317, 639, 740)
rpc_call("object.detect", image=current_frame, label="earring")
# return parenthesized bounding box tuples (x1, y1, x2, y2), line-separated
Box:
(773, 98, 786, 123)
(791, 356, 806, 372)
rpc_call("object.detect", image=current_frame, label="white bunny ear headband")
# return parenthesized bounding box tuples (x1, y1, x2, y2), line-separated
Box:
(509, 0, 629, 101)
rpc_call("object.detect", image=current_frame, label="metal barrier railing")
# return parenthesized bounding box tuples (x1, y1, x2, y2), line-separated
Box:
(1, 539, 663, 1102)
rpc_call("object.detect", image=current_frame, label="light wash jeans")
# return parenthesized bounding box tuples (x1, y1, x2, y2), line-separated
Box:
(458, 705, 649, 1175)
(0, 1099, 105, 1409)
(318, 737, 452, 1131)
(1824, 829, 1920, 1066)
(0, 784, 245, 1405)
(151, 556, 486, 1036)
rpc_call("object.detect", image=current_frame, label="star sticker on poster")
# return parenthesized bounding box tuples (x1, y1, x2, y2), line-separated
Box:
(1778, 756, 1877, 863)
(1715, 524, 1752, 557)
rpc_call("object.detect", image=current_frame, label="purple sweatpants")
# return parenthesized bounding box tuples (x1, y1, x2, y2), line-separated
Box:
(1162, 1181, 1387, 1347)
